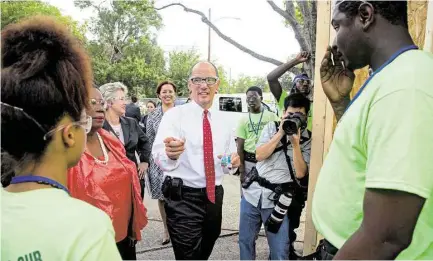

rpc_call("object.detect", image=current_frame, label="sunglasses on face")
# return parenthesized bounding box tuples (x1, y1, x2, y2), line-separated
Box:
(90, 98, 106, 107)
(190, 77, 218, 86)
(296, 79, 311, 85)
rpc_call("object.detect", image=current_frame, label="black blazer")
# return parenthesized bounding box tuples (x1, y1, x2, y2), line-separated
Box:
(103, 116, 150, 165)
(125, 103, 141, 123)
(139, 114, 148, 134)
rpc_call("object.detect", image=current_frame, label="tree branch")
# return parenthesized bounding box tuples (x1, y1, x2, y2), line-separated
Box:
(267, 1, 309, 52)
(155, 3, 284, 66)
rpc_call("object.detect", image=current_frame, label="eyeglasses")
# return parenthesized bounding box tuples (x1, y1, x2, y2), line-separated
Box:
(190, 77, 218, 86)
(1, 102, 92, 141)
(43, 115, 92, 140)
(90, 98, 105, 107)
(112, 96, 126, 101)
(295, 79, 311, 85)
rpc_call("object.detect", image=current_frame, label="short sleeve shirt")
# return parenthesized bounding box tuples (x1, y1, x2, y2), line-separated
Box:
(1, 189, 122, 261)
(312, 49, 433, 259)
(242, 122, 311, 209)
(236, 109, 279, 153)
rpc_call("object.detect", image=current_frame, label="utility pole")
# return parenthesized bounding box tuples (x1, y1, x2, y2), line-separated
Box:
(207, 8, 211, 61)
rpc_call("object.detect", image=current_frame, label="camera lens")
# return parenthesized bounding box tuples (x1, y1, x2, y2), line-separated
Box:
(283, 118, 300, 136)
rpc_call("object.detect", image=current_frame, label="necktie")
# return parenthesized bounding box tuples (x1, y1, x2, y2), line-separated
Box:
(203, 110, 215, 203)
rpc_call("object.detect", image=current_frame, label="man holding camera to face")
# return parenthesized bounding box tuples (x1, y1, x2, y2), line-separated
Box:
(239, 93, 311, 260)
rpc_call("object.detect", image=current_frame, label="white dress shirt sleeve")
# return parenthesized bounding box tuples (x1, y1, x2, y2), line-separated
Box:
(151, 108, 181, 172)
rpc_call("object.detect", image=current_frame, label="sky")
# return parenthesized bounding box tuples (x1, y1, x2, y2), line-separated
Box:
(47, 0, 300, 79)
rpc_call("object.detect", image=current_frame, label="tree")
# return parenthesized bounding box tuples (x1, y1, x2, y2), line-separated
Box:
(229, 75, 270, 94)
(75, 0, 165, 96)
(1, 0, 86, 41)
(75, 0, 162, 62)
(166, 49, 201, 97)
(155, 1, 317, 78)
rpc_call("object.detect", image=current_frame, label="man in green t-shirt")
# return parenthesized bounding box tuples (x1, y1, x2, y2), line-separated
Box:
(267, 52, 314, 131)
(313, 1, 433, 260)
(236, 86, 279, 182)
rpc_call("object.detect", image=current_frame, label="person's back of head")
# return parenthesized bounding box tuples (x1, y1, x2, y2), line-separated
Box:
(1, 16, 92, 185)
(131, 96, 138, 103)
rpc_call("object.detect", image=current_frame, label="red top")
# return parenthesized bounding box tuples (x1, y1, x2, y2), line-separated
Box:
(68, 129, 147, 242)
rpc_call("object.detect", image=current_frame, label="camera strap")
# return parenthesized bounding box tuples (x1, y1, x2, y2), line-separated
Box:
(273, 122, 296, 183)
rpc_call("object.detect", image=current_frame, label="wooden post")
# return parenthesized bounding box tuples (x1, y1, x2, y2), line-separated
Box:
(424, 0, 433, 52)
(303, 0, 432, 255)
(303, 0, 333, 255)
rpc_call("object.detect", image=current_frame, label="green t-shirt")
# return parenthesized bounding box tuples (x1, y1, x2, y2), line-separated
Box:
(236, 109, 279, 153)
(277, 91, 313, 131)
(312, 50, 433, 259)
(1, 188, 122, 261)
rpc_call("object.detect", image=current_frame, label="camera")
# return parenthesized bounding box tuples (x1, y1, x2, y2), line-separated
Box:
(282, 112, 307, 136)
(265, 193, 292, 233)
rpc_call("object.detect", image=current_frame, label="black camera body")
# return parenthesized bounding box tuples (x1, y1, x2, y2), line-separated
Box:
(282, 112, 307, 136)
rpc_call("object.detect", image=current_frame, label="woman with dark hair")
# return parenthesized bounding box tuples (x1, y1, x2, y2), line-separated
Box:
(68, 87, 148, 260)
(140, 100, 157, 133)
(146, 81, 177, 245)
(1, 16, 121, 260)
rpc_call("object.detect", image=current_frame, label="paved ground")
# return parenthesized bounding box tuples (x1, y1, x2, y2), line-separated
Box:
(136, 175, 305, 260)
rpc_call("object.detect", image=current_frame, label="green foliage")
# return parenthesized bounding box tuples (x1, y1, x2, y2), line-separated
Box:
(165, 49, 200, 97)
(1, 0, 282, 99)
(1, 0, 86, 41)
(76, 0, 164, 97)
(75, 0, 161, 49)
(89, 36, 166, 98)
(219, 74, 270, 94)
(283, 0, 304, 27)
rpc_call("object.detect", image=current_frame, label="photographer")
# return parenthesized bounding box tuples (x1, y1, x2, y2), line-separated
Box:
(239, 93, 311, 260)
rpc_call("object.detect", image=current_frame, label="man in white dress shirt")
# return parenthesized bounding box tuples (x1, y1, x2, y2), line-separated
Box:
(152, 61, 240, 260)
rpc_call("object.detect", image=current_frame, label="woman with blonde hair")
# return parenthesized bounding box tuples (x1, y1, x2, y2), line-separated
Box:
(99, 82, 151, 200)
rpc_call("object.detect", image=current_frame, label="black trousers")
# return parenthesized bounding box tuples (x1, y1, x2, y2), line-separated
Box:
(116, 236, 137, 260)
(140, 178, 145, 200)
(287, 195, 305, 258)
(165, 185, 224, 260)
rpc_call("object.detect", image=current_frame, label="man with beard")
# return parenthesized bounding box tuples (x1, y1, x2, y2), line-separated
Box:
(236, 86, 279, 191)
(313, 1, 433, 259)
(267, 51, 313, 131)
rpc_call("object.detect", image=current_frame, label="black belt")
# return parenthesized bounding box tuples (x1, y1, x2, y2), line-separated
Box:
(323, 239, 338, 256)
(182, 185, 222, 193)
(244, 151, 257, 163)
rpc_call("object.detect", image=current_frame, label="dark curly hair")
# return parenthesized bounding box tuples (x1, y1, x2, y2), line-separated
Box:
(337, 0, 408, 28)
(1, 16, 92, 184)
